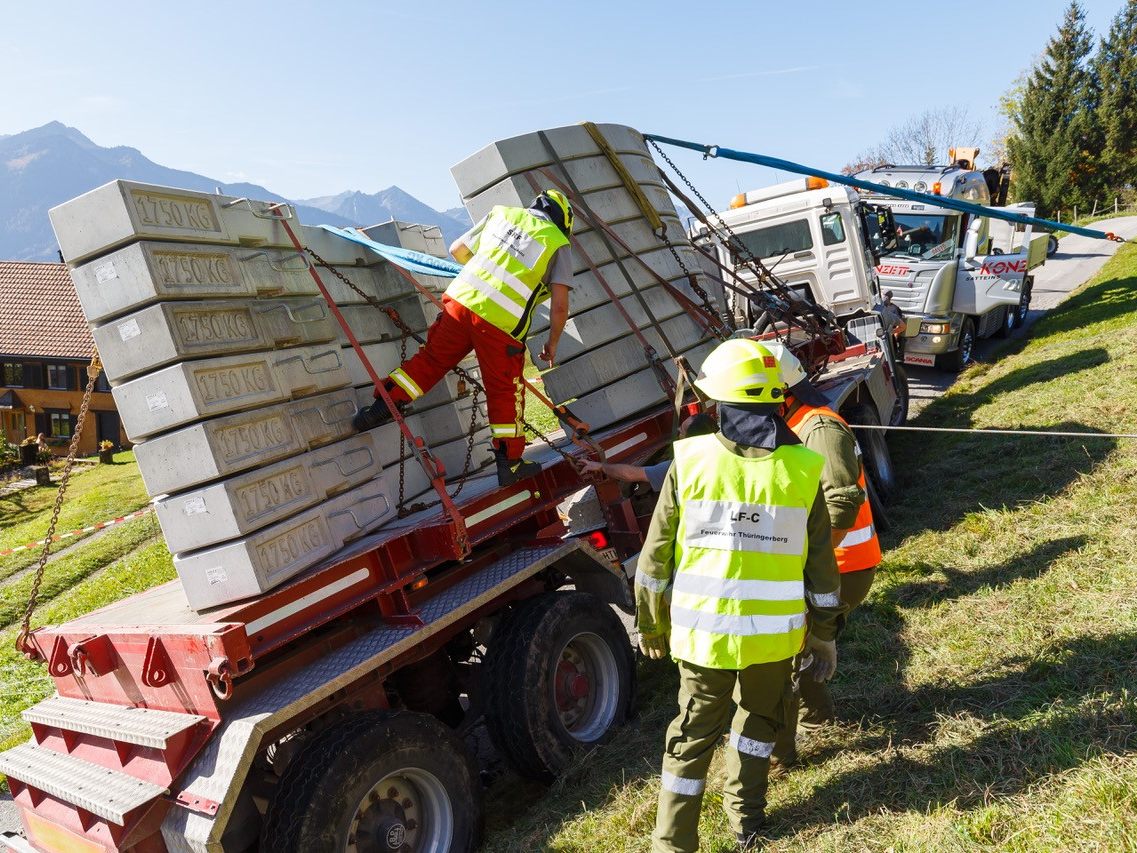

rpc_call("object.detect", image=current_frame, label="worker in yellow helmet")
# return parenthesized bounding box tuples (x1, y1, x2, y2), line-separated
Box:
(637, 338, 845, 852)
(354, 189, 575, 487)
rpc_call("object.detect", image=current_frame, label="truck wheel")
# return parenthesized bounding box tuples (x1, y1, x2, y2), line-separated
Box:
(484, 591, 635, 782)
(846, 404, 897, 505)
(938, 317, 976, 373)
(260, 711, 482, 853)
(1012, 278, 1033, 329)
(864, 471, 892, 534)
(889, 365, 909, 426)
(994, 305, 1014, 339)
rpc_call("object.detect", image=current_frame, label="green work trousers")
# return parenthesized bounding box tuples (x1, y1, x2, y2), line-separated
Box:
(775, 566, 876, 759)
(652, 656, 793, 853)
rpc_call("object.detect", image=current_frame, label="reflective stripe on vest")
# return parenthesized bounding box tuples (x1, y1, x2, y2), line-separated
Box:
(783, 404, 883, 574)
(444, 206, 569, 340)
(669, 435, 824, 669)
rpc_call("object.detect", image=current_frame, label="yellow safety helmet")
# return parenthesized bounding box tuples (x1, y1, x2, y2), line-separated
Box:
(694, 338, 786, 404)
(532, 188, 575, 236)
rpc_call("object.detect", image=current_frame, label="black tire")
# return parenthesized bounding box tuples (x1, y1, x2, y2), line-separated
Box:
(993, 305, 1014, 339)
(845, 404, 898, 505)
(484, 591, 635, 782)
(889, 365, 910, 427)
(864, 470, 892, 534)
(1012, 277, 1033, 329)
(261, 711, 482, 853)
(1047, 234, 1059, 257)
(938, 316, 976, 373)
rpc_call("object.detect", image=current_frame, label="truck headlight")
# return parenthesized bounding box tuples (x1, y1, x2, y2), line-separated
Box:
(920, 321, 951, 334)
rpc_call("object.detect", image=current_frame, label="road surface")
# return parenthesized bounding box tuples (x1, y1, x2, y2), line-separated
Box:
(905, 216, 1137, 414)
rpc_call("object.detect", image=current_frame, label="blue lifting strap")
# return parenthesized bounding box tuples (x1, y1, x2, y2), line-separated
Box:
(317, 224, 463, 278)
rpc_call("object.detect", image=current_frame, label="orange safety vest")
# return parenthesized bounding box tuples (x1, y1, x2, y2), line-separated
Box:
(784, 404, 882, 574)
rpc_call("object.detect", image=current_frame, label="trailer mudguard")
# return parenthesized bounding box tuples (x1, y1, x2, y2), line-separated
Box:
(160, 540, 624, 853)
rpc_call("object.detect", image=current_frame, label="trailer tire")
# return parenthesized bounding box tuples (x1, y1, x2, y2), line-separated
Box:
(1047, 234, 1059, 257)
(484, 591, 635, 782)
(260, 711, 482, 853)
(889, 365, 909, 426)
(846, 404, 897, 505)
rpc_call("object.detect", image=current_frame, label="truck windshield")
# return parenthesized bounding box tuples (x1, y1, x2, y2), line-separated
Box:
(887, 214, 959, 261)
(732, 218, 813, 263)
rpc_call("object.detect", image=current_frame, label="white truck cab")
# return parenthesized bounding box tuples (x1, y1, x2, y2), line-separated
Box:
(855, 161, 1046, 371)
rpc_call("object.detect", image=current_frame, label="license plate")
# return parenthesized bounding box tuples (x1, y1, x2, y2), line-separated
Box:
(903, 352, 936, 367)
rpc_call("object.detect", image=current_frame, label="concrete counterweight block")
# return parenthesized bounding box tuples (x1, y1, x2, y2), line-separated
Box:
(50, 180, 303, 265)
(173, 477, 396, 610)
(114, 344, 350, 441)
(94, 298, 339, 383)
(155, 431, 387, 553)
(68, 242, 322, 324)
(133, 387, 360, 497)
(362, 221, 449, 257)
(335, 295, 439, 346)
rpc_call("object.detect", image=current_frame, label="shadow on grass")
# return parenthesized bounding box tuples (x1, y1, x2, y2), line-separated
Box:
(886, 419, 1115, 541)
(762, 628, 1137, 840)
(1030, 269, 1137, 338)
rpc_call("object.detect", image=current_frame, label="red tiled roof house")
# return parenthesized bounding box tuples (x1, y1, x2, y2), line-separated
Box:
(0, 261, 127, 454)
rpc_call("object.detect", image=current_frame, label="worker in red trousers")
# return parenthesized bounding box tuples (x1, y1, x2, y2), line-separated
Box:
(354, 190, 575, 487)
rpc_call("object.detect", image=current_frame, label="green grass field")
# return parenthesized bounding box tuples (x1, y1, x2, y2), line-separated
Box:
(483, 243, 1137, 851)
(0, 453, 174, 755)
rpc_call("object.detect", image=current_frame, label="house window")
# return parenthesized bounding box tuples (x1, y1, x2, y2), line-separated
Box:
(1, 363, 23, 387)
(48, 410, 75, 439)
(46, 364, 73, 390)
(94, 371, 111, 393)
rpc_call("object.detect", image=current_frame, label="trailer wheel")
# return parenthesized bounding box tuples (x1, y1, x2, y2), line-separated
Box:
(1047, 234, 1059, 257)
(260, 711, 482, 853)
(846, 404, 897, 505)
(889, 365, 909, 426)
(484, 591, 635, 782)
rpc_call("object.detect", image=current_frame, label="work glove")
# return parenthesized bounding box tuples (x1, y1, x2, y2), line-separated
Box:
(638, 632, 669, 660)
(804, 635, 837, 683)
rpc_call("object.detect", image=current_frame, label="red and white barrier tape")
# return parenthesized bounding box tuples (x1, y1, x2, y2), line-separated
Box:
(0, 508, 153, 557)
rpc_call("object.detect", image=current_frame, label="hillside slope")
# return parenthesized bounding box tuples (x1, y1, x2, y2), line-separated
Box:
(484, 243, 1137, 851)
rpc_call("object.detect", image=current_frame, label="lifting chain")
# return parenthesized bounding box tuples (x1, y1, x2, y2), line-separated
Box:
(304, 250, 577, 512)
(648, 137, 834, 337)
(16, 353, 102, 656)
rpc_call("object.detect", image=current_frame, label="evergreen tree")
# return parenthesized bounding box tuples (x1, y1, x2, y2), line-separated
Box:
(1007, 2, 1102, 215)
(1096, 0, 1137, 195)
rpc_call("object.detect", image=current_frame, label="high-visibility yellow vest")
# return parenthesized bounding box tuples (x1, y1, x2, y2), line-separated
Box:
(784, 404, 882, 574)
(445, 206, 569, 340)
(668, 435, 825, 669)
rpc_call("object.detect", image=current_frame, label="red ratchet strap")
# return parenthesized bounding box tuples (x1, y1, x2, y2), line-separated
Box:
(271, 206, 470, 557)
(535, 167, 727, 339)
(520, 172, 676, 398)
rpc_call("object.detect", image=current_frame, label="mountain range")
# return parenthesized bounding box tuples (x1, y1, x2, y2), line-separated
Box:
(0, 122, 472, 262)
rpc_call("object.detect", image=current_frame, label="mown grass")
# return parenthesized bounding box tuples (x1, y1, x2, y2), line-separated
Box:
(0, 451, 149, 580)
(483, 243, 1137, 851)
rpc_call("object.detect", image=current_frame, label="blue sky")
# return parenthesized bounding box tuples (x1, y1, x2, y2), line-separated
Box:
(2, 0, 1124, 212)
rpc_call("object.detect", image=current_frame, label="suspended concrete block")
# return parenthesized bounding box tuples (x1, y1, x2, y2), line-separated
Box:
(565, 340, 717, 431)
(363, 221, 449, 257)
(451, 123, 651, 199)
(50, 180, 302, 265)
(68, 241, 323, 324)
(173, 479, 395, 610)
(94, 298, 339, 384)
(114, 344, 350, 441)
(539, 311, 708, 403)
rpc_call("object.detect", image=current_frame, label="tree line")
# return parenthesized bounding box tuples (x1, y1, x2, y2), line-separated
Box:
(844, 0, 1135, 219)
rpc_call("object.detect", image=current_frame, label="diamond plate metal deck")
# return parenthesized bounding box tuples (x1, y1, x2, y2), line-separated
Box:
(23, 697, 205, 749)
(0, 743, 166, 825)
(161, 541, 575, 853)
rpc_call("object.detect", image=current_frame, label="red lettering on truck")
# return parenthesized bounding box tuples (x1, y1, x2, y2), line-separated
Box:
(979, 259, 1027, 276)
(876, 264, 910, 276)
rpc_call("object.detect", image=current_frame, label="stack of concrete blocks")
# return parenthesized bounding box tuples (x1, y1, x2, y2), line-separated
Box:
(49, 181, 490, 610)
(451, 123, 724, 431)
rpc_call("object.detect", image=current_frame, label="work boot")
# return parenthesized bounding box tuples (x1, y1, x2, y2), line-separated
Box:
(735, 824, 766, 851)
(495, 446, 541, 487)
(352, 399, 404, 432)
